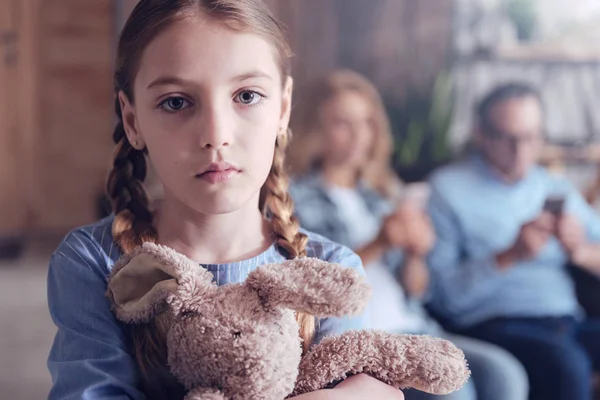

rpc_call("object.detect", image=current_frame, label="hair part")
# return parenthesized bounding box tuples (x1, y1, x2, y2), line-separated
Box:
(288, 69, 399, 197)
(106, 0, 311, 395)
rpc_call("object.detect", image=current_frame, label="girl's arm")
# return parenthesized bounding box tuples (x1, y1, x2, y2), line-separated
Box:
(47, 231, 146, 400)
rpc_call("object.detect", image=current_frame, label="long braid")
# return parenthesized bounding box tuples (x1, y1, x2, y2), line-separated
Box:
(260, 128, 314, 351)
(106, 97, 157, 254)
(106, 96, 177, 399)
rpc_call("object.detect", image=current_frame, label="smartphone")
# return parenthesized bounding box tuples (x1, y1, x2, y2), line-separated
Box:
(543, 195, 565, 215)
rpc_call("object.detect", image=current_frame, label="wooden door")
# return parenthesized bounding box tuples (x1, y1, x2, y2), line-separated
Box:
(0, 0, 28, 237)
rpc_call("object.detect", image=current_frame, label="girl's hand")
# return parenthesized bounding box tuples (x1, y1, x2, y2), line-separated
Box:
(289, 374, 404, 400)
(335, 374, 405, 399)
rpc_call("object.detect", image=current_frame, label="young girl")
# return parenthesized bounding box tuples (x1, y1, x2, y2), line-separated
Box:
(45, 2, 404, 399)
(288, 69, 529, 400)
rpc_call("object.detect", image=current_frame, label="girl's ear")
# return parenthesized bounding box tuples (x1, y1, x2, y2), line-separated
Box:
(279, 76, 293, 130)
(119, 91, 146, 150)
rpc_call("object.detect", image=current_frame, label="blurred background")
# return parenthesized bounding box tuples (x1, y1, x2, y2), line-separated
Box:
(1, 0, 600, 398)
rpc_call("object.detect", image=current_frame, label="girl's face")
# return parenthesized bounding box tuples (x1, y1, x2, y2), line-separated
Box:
(120, 18, 292, 215)
(319, 92, 375, 171)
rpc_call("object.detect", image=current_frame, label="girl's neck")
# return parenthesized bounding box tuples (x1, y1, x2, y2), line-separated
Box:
(321, 163, 359, 189)
(154, 193, 273, 265)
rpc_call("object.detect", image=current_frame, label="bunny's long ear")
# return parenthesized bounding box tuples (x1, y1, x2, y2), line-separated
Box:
(245, 258, 371, 317)
(106, 242, 215, 323)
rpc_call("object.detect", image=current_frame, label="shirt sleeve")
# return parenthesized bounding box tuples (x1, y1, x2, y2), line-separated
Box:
(47, 233, 146, 400)
(565, 182, 600, 243)
(313, 244, 372, 344)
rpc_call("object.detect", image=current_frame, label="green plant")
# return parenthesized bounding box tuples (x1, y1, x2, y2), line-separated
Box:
(386, 70, 454, 182)
(507, 0, 538, 41)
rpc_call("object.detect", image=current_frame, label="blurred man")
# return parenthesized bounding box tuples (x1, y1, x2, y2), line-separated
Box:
(427, 83, 600, 400)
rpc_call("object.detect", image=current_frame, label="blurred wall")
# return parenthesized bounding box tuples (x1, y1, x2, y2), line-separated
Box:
(266, 0, 453, 103)
(36, 0, 113, 231)
(0, 0, 113, 237)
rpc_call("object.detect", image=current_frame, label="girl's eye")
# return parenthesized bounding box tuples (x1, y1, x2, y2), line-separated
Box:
(234, 90, 264, 106)
(159, 96, 191, 112)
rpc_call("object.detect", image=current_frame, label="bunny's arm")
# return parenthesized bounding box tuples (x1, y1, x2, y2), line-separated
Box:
(292, 331, 470, 397)
(245, 258, 371, 317)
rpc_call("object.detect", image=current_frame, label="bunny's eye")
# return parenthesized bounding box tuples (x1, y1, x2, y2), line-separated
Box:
(232, 331, 242, 339)
(181, 310, 196, 319)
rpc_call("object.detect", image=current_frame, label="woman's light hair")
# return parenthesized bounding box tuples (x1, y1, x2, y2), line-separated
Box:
(288, 69, 399, 197)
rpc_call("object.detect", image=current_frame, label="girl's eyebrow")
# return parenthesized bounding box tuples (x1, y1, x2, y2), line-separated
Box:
(231, 71, 273, 83)
(147, 75, 190, 90)
(146, 71, 274, 90)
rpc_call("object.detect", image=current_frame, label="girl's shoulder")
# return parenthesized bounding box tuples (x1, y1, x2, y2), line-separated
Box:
(301, 229, 365, 275)
(51, 215, 120, 276)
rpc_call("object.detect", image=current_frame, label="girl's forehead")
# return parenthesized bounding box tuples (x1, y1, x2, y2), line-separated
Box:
(135, 18, 282, 88)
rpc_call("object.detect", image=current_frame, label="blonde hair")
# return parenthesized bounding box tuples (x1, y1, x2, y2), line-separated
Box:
(106, 0, 311, 396)
(288, 69, 399, 197)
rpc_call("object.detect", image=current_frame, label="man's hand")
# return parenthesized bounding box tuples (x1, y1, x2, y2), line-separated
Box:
(496, 212, 555, 269)
(556, 214, 586, 255)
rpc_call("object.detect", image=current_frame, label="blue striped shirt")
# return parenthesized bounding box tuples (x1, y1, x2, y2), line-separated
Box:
(47, 215, 368, 400)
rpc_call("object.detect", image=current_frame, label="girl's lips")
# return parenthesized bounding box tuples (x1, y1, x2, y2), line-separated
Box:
(196, 169, 240, 184)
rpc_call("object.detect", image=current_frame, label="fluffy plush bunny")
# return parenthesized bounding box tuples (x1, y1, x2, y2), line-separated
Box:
(107, 243, 470, 400)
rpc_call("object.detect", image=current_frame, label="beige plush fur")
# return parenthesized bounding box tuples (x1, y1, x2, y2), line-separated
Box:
(107, 243, 470, 400)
